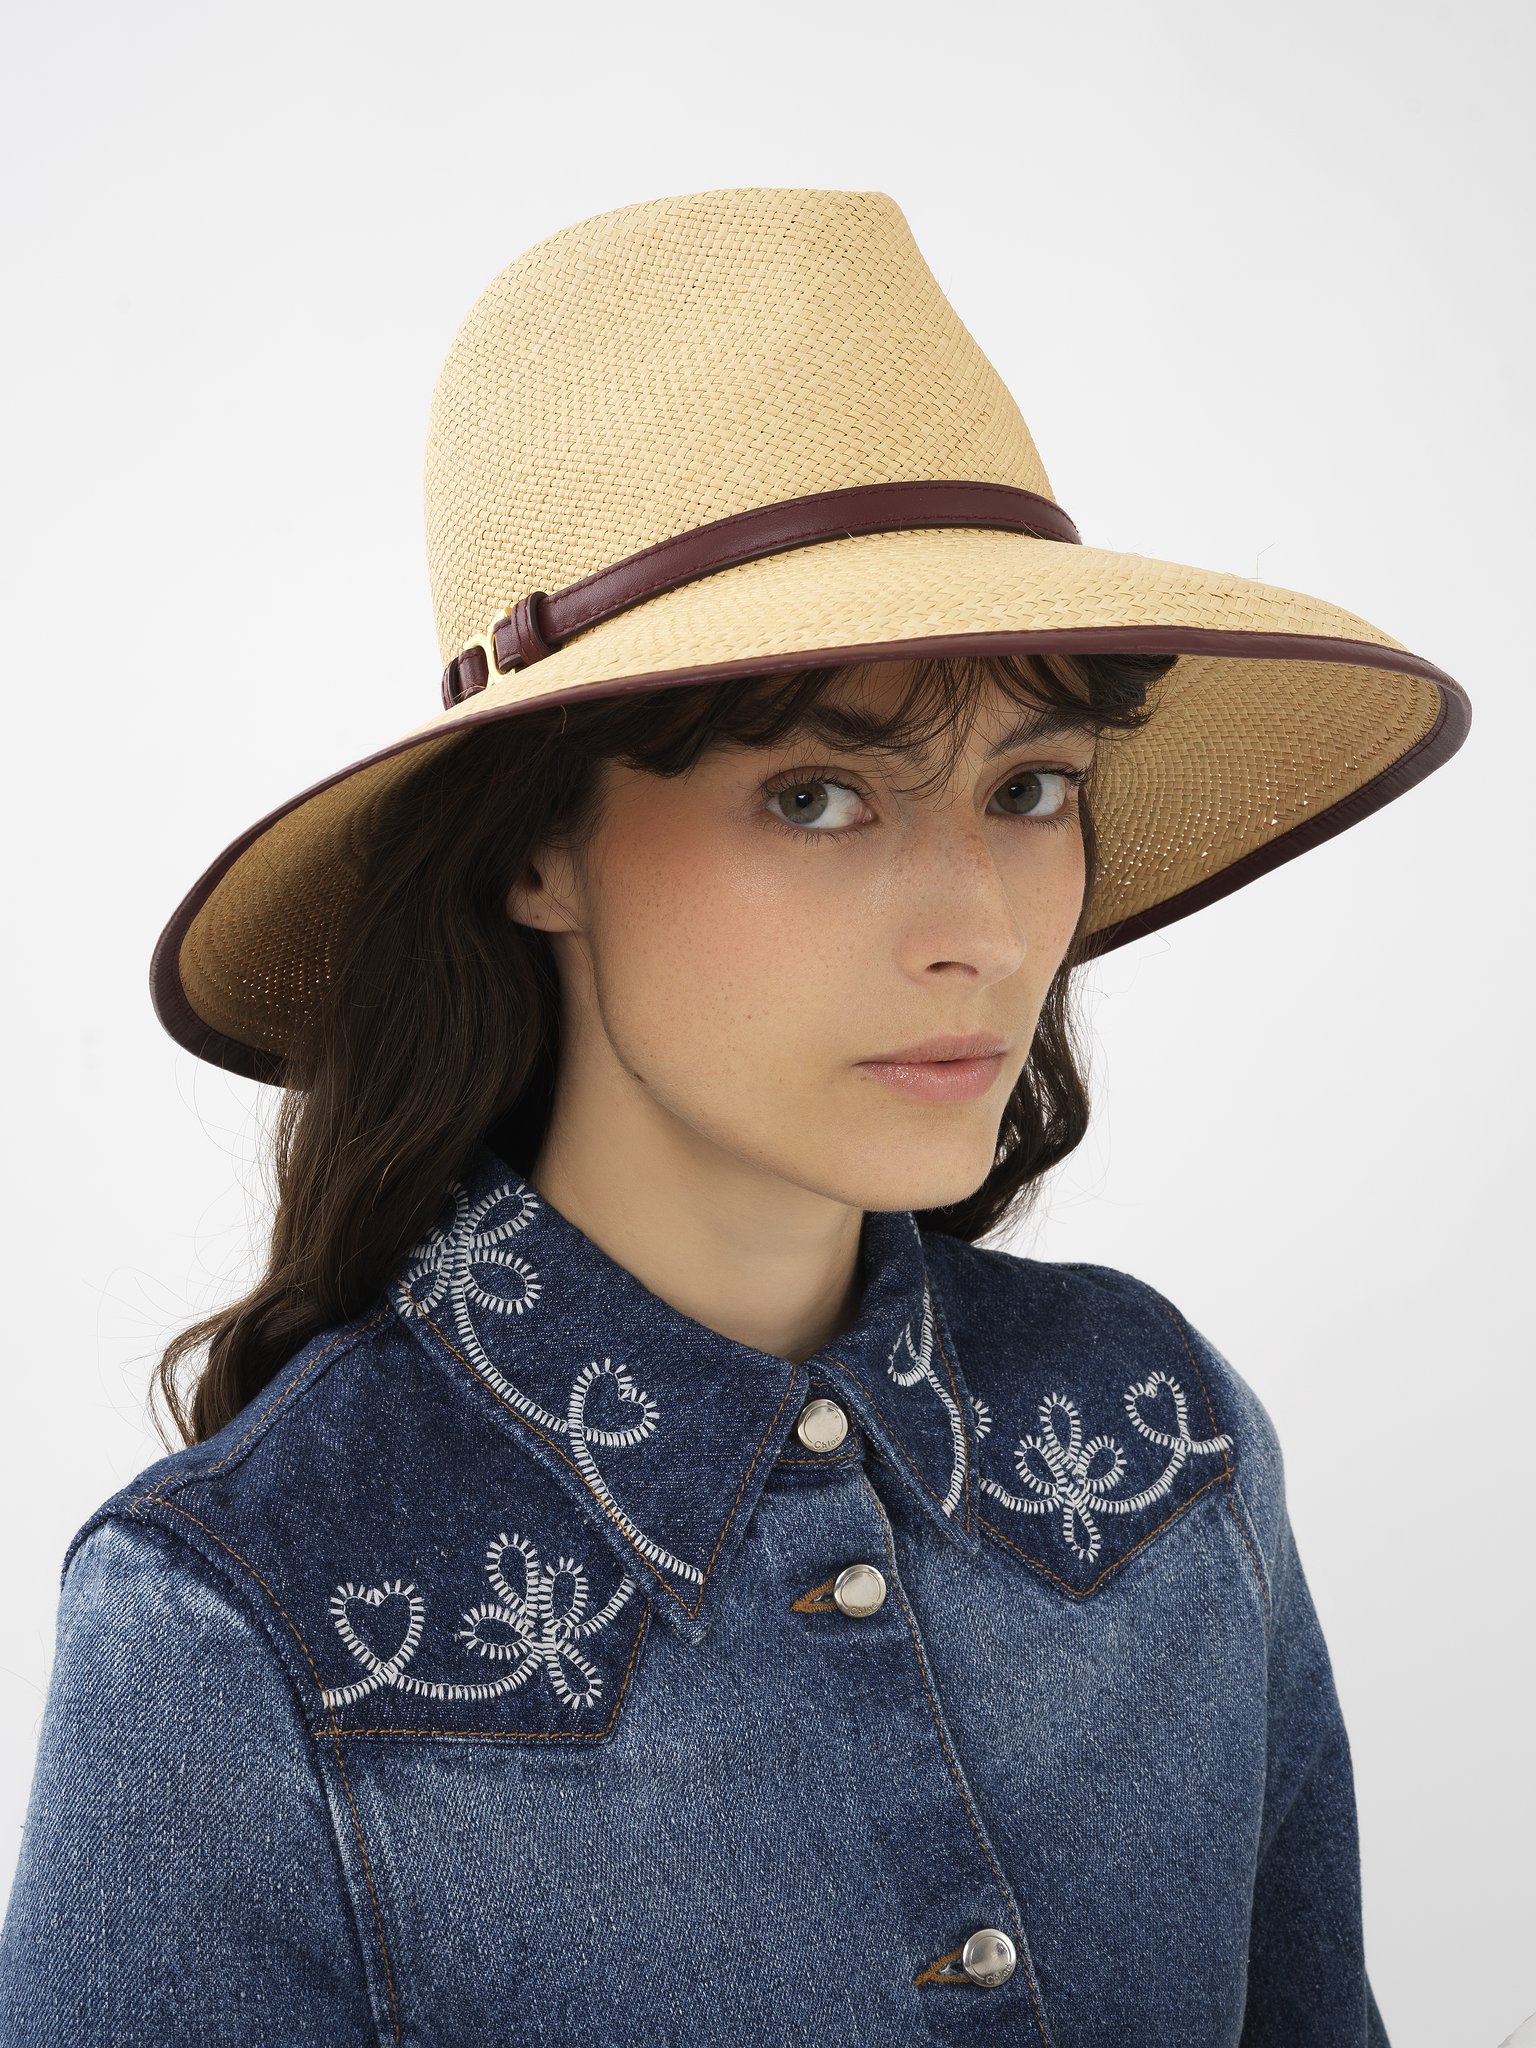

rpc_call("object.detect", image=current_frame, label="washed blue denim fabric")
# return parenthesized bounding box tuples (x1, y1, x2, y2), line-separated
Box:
(0, 1140, 1388, 2046)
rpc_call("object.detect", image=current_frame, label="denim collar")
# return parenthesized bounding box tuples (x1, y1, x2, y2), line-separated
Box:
(388, 1141, 983, 1645)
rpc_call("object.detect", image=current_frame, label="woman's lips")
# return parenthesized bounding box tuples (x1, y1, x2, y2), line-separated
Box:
(854, 1053, 1005, 1102)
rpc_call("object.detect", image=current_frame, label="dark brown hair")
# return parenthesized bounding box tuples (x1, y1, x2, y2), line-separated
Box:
(155, 649, 1169, 1446)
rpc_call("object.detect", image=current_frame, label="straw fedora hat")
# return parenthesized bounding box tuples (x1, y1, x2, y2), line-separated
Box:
(152, 185, 1470, 1084)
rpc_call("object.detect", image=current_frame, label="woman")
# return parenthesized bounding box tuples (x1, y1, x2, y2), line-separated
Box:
(0, 186, 1469, 2046)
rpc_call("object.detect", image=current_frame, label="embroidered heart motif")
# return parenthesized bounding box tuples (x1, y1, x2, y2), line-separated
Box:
(566, 1355, 662, 1452)
(329, 1580, 425, 1683)
(1124, 1368, 1211, 1453)
(318, 1534, 641, 1716)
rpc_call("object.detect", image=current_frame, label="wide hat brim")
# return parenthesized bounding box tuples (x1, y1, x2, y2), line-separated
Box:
(153, 521, 1468, 1083)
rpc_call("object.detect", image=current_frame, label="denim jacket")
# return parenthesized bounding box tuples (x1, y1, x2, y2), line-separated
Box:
(0, 1142, 1388, 2046)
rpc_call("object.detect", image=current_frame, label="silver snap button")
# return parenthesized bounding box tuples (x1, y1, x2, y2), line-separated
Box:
(831, 1562, 887, 1616)
(795, 1396, 850, 1453)
(960, 1927, 1017, 1987)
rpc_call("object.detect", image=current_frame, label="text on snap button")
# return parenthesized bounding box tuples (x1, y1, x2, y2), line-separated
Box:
(961, 1927, 1017, 1987)
(832, 1563, 887, 1616)
(795, 1397, 850, 1453)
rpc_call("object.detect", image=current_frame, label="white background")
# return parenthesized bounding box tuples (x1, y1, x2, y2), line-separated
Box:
(3, 3, 1532, 2041)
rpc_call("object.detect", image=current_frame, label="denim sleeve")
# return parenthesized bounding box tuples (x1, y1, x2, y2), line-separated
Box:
(1172, 1312, 1392, 2048)
(0, 1514, 374, 2046)
(1236, 1495, 1391, 2047)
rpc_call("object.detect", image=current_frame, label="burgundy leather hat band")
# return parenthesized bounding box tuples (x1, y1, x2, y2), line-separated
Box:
(440, 479, 1084, 708)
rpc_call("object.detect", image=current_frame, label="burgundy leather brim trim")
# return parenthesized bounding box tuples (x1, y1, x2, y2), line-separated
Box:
(150, 626, 1472, 1085)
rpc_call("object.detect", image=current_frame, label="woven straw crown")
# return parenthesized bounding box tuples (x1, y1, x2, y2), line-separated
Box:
(153, 185, 1470, 1081)
(424, 187, 1060, 666)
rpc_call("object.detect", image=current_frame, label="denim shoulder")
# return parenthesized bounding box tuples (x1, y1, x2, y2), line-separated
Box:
(52, 1310, 397, 1695)
(64, 1295, 639, 1743)
(919, 1230, 1285, 1613)
(67, 1299, 406, 1583)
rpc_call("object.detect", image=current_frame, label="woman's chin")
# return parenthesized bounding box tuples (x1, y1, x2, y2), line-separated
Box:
(796, 1141, 1000, 1219)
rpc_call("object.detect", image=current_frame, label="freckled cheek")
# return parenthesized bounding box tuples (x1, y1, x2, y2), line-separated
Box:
(593, 836, 850, 1075)
(1013, 834, 1087, 969)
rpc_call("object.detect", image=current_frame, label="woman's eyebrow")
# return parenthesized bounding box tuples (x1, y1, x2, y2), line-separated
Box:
(778, 704, 1094, 765)
(978, 707, 1096, 759)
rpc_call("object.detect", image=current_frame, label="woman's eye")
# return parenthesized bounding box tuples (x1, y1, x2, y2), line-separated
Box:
(990, 769, 1079, 820)
(762, 765, 1085, 839)
(765, 777, 866, 832)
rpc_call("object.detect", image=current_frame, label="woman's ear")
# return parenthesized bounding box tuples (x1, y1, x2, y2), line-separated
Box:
(506, 849, 584, 936)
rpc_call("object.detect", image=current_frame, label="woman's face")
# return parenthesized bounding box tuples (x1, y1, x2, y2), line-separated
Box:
(510, 661, 1095, 1216)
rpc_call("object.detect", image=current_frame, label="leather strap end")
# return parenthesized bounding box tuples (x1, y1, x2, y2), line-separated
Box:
(442, 643, 491, 708)
(493, 591, 557, 674)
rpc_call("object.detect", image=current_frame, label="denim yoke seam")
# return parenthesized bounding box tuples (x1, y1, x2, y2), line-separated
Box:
(1157, 1300, 1273, 1635)
(823, 1281, 975, 1537)
(973, 1297, 1264, 1612)
(978, 1470, 1232, 1595)
(409, 1303, 804, 1622)
(310, 1602, 655, 1741)
(123, 1493, 403, 2047)
(1229, 1476, 1272, 1590)
(854, 1467, 1052, 2046)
